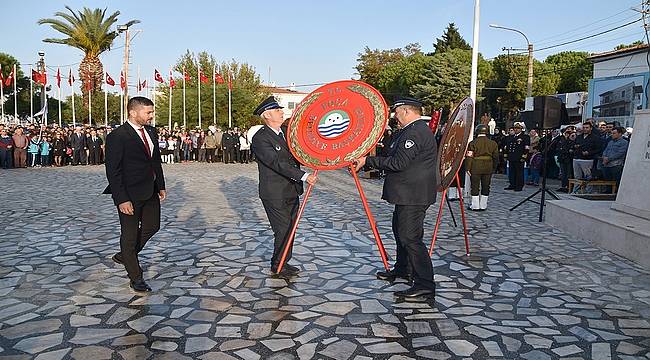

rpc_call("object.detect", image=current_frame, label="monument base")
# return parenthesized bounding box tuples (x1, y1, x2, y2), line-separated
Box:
(546, 198, 650, 270)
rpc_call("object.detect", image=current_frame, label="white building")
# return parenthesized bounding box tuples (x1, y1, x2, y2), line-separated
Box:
(263, 86, 309, 120)
(586, 44, 650, 127)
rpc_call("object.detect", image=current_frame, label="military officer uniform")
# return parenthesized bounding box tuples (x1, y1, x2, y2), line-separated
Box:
(251, 96, 310, 274)
(466, 125, 499, 211)
(364, 97, 439, 298)
(504, 123, 530, 191)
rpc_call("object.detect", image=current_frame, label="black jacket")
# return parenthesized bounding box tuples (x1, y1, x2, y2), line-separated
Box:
(103, 123, 166, 206)
(251, 125, 305, 200)
(574, 132, 603, 160)
(366, 119, 438, 205)
(70, 132, 87, 150)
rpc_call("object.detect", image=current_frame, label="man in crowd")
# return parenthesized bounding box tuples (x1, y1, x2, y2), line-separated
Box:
(601, 126, 629, 188)
(556, 126, 576, 193)
(0, 129, 13, 169)
(11, 127, 27, 168)
(87, 129, 103, 165)
(572, 120, 603, 181)
(70, 126, 87, 165)
(104, 96, 166, 293)
(504, 122, 529, 191)
(466, 124, 499, 211)
(251, 96, 317, 275)
(205, 129, 217, 163)
(354, 96, 438, 299)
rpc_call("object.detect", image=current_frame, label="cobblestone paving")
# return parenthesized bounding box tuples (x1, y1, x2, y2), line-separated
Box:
(1, 163, 649, 359)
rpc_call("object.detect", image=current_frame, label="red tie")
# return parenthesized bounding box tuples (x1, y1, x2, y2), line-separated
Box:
(138, 128, 151, 158)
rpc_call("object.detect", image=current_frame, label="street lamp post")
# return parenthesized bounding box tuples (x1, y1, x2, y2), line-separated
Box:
(490, 24, 533, 98)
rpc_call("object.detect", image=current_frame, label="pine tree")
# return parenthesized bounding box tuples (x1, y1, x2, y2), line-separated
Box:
(433, 23, 471, 55)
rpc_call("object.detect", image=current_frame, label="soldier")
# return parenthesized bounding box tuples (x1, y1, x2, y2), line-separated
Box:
(504, 122, 530, 192)
(354, 96, 438, 299)
(466, 124, 499, 211)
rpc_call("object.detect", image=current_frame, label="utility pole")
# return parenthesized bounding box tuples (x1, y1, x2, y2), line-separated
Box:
(490, 24, 533, 97)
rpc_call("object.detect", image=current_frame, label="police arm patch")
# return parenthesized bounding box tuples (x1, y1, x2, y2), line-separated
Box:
(404, 140, 415, 149)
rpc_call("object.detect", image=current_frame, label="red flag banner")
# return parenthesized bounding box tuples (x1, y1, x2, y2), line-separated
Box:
(120, 71, 126, 90)
(56, 68, 61, 88)
(140, 79, 147, 91)
(106, 72, 116, 86)
(183, 66, 190, 81)
(4, 68, 13, 87)
(32, 69, 46, 85)
(84, 73, 92, 91)
(68, 69, 74, 86)
(215, 72, 225, 84)
(154, 69, 164, 83)
(0, 70, 3, 87)
(169, 71, 176, 88)
(199, 70, 209, 84)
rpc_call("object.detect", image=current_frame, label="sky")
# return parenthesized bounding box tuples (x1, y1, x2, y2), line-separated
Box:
(3, 0, 648, 94)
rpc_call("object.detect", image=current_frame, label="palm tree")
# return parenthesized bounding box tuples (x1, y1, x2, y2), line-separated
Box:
(38, 6, 139, 97)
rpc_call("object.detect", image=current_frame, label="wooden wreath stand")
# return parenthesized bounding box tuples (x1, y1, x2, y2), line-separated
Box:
(429, 170, 471, 257)
(275, 165, 390, 273)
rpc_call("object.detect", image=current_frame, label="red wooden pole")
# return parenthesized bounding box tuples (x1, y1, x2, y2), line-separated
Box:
(276, 170, 319, 273)
(429, 189, 447, 256)
(350, 165, 390, 270)
(455, 174, 471, 256)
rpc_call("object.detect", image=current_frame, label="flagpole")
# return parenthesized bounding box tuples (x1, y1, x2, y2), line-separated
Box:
(213, 65, 216, 125)
(152, 71, 156, 127)
(13, 64, 17, 124)
(168, 68, 172, 130)
(1, 64, 4, 122)
(182, 65, 186, 129)
(198, 61, 201, 129)
(30, 65, 34, 124)
(58, 68, 62, 127)
(228, 72, 232, 129)
(120, 91, 123, 125)
(137, 66, 141, 95)
(71, 69, 76, 127)
(104, 69, 108, 127)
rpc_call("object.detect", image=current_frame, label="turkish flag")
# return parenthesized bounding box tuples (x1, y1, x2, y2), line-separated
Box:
(4, 68, 13, 87)
(199, 70, 209, 84)
(68, 69, 74, 86)
(429, 108, 442, 133)
(154, 69, 164, 83)
(0, 70, 3, 88)
(183, 66, 190, 81)
(169, 71, 176, 88)
(105, 72, 115, 86)
(215, 72, 225, 84)
(56, 68, 61, 88)
(32, 69, 45, 85)
(84, 74, 92, 91)
(120, 71, 126, 90)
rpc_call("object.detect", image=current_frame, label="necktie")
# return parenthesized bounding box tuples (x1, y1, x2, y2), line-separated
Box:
(138, 128, 151, 158)
(278, 131, 285, 141)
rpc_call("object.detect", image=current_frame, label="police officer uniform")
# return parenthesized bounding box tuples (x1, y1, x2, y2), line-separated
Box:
(504, 123, 530, 191)
(466, 125, 499, 210)
(363, 97, 438, 298)
(251, 96, 308, 274)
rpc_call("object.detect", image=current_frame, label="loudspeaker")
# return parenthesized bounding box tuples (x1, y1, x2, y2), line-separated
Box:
(522, 96, 566, 130)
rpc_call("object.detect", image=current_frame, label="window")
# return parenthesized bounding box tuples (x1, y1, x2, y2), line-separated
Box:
(288, 102, 296, 109)
(621, 90, 625, 98)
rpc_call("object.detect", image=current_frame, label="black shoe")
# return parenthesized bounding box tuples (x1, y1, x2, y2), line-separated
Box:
(504, 186, 515, 190)
(271, 264, 299, 275)
(376, 269, 411, 282)
(514, 188, 523, 192)
(283, 264, 300, 273)
(130, 279, 152, 292)
(394, 285, 435, 298)
(112, 253, 143, 273)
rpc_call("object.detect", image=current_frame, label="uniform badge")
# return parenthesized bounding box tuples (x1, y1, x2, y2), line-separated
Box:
(275, 145, 281, 151)
(405, 140, 414, 149)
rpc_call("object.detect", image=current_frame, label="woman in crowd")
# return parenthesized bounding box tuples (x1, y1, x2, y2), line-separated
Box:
(52, 133, 66, 167)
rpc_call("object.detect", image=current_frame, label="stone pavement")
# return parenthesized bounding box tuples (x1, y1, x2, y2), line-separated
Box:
(0, 163, 649, 360)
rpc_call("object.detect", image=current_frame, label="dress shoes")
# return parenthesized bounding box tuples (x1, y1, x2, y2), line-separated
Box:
(130, 279, 152, 292)
(514, 188, 523, 192)
(271, 263, 299, 275)
(376, 269, 411, 283)
(504, 186, 515, 190)
(394, 285, 435, 298)
(112, 253, 143, 273)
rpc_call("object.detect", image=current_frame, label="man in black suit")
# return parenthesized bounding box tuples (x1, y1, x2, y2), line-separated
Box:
(251, 96, 317, 275)
(354, 97, 438, 299)
(70, 127, 87, 165)
(104, 96, 166, 292)
(87, 129, 103, 165)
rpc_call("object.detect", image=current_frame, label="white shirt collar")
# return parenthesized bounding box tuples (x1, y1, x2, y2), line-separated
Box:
(267, 125, 282, 136)
(127, 120, 144, 131)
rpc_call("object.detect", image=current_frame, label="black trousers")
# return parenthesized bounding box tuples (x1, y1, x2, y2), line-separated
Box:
(559, 160, 573, 188)
(392, 204, 435, 290)
(262, 197, 300, 267)
(510, 160, 525, 190)
(206, 148, 216, 163)
(117, 191, 160, 281)
(72, 148, 86, 165)
(89, 148, 101, 165)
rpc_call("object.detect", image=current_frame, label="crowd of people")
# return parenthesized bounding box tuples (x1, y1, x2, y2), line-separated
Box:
(0, 123, 255, 169)
(489, 119, 631, 193)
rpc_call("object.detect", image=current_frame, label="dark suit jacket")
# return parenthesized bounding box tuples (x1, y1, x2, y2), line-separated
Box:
(88, 136, 103, 150)
(251, 125, 305, 200)
(366, 119, 439, 206)
(70, 133, 87, 150)
(103, 123, 165, 206)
